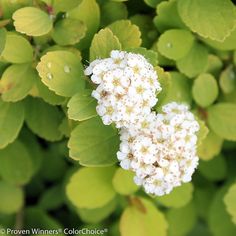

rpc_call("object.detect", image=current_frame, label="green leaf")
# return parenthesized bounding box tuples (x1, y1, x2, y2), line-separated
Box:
(13, 7, 53, 36)
(108, 20, 141, 49)
(52, 0, 82, 13)
(24, 97, 63, 141)
(77, 198, 117, 224)
(67, 90, 97, 122)
(112, 168, 139, 195)
(192, 73, 219, 108)
(32, 77, 66, 105)
(36, 50, 85, 97)
(100, 2, 128, 27)
(0, 100, 24, 149)
(199, 154, 227, 181)
(197, 131, 223, 161)
(144, 0, 162, 8)
(177, 0, 236, 42)
(67, 0, 100, 49)
(176, 42, 208, 78)
(90, 28, 122, 61)
(154, 0, 187, 33)
(0, 181, 24, 214)
(1, 33, 33, 63)
(0, 28, 6, 54)
(207, 103, 236, 141)
(204, 54, 223, 77)
(224, 183, 236, 225)
(202, 28, 236, 51)
(0, 140, 33, 185)
(157, 29, 194, 60)
(68, 116, 119, 166)
(130, 14, 157, 48)
(219, 65, 236, 94)
(126, 47, 158, 66)
(39, 185, 64, 211)
(156, 183, 193, 208)
(120, 197, 168, 236)
(195, 117, 209, 148)
(166, 202, 197, 236)
(52, 18, 87, 46)
(209, 185, 236, 236)
(66, 167, 116, 209)
(0, 63, 36, 102)
(24, 207, 63, 230)
(157, 72, 192, 108)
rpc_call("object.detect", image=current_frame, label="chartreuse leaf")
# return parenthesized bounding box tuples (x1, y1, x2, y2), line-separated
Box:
(68, 116, 119, 166)
(0, 63, 36, 102)
(176, 42, 208, 78)
(126, 47, 158, 66)
(192, 73, 219, 108)
(52, 0, 82, 13)
(90, 28, 122, 61)
(52, 18, 87, 46)
(0, 140, 33, 185)
(204, 55, 223, 77)
(13, 7, 53, 36)
(156, 183, 193, 208)
(203, 28, 236, 51)
(67, 0, 100, 49)
(224, 183, 236, 225)
(0, 28, 6, 54)
(24, 97, 63, 141)
(31, 77, 66, 105)
(77, 198, 117, 224)
(198, 131, 223, 161)
(199, 154, 227, 181)
(67, 90, 97, 122)
(166, 202, 197, 236)
(112, 168, 139, 195)
(0, 100, 24, 149)
(120, 197, 168, 236)
(207, 103, 236, 141)
(0, 181, 24, 214)
(36, 51, 85, 97)
(1, 33, 33, 63)
(220, 65, 236, 94)
(177, 0, 236, 42)
(108, 20, 141, 49)
(209, 185, 236, 236)
(157, 72, 192, 108)
(101, 2, 128, 27)
(154, 0, 187, 33)
(195, 117, 209, 147)
(66, 167, 116, 209)
(157, 29, 194, 60)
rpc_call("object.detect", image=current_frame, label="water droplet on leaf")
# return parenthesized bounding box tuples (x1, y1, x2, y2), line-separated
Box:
(166, 42, 172, 48)
(47, 62, 52, 68)
(46, 73, 53, 80)
(64, 65, 71, 73)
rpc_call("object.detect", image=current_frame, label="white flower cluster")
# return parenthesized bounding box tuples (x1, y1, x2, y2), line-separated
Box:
(117, 102, 200, 196)
(85, 51, 199, 196)
(84, 50, 161, 128)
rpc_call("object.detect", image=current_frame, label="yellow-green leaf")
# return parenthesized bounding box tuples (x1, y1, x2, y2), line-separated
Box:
(13, 7, 53, 36)
(66, 167, 116, 209)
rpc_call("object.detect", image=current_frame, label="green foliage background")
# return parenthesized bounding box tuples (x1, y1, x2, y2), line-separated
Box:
(0, 0, 236, 235)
